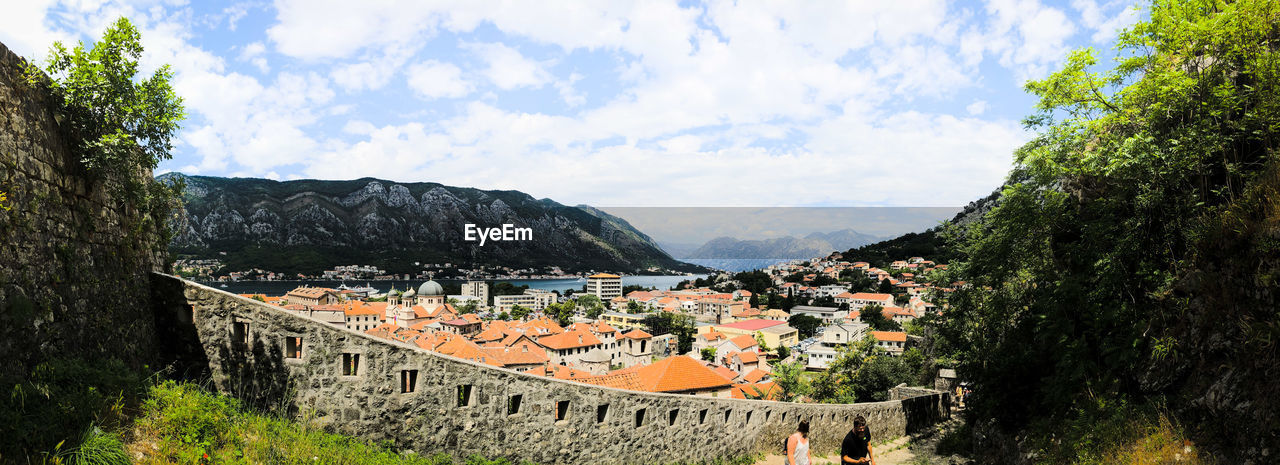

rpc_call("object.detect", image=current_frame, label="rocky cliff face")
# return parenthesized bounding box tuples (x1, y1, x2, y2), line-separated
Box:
(165, 174, 702, 274)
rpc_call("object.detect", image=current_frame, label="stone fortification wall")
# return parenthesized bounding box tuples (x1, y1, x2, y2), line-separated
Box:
(0, 41, 164, 382)
(154, 273, 949, 464)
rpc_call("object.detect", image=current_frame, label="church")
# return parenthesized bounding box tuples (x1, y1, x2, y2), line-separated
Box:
(384, 280, 459, 328)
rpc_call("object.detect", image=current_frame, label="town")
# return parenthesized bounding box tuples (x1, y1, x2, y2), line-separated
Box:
(237, 253, 956, 402)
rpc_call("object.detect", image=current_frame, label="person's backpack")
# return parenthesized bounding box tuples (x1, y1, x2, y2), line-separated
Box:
(781, 435, 790, 456)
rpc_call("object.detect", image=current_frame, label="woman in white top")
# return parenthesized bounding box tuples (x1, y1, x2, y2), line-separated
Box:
(787, 420, 812, 465)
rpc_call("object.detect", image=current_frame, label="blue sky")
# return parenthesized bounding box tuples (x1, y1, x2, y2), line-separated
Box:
(1, 0, 1140, 208)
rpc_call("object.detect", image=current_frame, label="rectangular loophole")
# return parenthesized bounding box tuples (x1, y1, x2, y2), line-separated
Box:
(232, 322, 249, 345)
(285, 337, 302, 359)
(745, 411, 753, 425)
(724, 409, 732, 424)
(182, 305, 194, 325)
(634, 408, 646, 428)
(555, 400, 570, 422)
(400, 370, 417, 393)
(342, 353, 359, 376)
(699, 409, 708, 425)
(596, 404, 609, 423)
(765, 411, 772, 422)
(457, 385, 473, 407)
(508, 394, 523, 415)
(668, 409, 678, 426)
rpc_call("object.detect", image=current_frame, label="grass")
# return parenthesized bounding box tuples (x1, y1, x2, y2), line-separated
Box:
(1029, 397, 1212, 465)
(126, 380, 533, 465)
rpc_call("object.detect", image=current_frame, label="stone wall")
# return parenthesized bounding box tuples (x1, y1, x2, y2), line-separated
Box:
(0, 41, 164, 382)
(155, 273, 949, 464)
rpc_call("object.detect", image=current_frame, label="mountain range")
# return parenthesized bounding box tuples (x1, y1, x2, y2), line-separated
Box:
(680, 228, 883, 260)
(162, 174, 706, 275)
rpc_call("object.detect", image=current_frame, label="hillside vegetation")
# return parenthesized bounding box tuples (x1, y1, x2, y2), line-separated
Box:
(931, 1, 1280, 462)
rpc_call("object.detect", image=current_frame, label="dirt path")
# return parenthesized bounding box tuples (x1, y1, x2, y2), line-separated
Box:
(753, 415, 969, 465)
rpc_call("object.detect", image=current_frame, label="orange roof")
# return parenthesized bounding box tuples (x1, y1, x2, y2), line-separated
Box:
(537, 329, 602, 350)
(620, 329, 653, 340)
(871, 331, 907, 342)
(729, 335, 758, 351)
(735, 351, 760, 364)
(742, 368, 770, 384)
(286, 287, 337, 298)
(578, 372, 644, 391)
(342, 301, 384, 316)
(483, 340, 549, 366)
(436, 338, 504, 366)
(849, 292, 893, 301)
(365, 323, 399, 339)
(589, 320, 618, 334)
(711, 364, 738, 381)
(630, 356, 733, 393)
(700, 330, 727, 341)
(523, 364, 595, 381)
(588, 273, 621, 279)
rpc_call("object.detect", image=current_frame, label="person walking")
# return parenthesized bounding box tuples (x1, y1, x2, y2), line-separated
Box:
(786, 420, 812, 465)
(841, 415, 875, 465)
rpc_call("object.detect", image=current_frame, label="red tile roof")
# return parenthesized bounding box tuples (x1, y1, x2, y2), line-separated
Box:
(537, 329, 602, 350)
(630, 356, 733, 393)
(716, 319, 785, 331)
(620, 329, 653, 340)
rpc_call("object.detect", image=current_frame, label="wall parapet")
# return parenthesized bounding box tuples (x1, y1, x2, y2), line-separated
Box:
(152, 273, 948, 464)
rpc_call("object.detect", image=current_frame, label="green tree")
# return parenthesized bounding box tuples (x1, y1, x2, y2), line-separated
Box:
(508, 305, 530, 321)
(937, 0, 1280, 439)
(753, 331, 771, 354)
(809, 336, 878, 403)
(788, 314, 823, 339)
(859, 304, 900, 331)
(626, 300, 644, 314)
(577, 294, 605, 319)
(700, 347, 717, 362)
(771, 360, 809, 402)
(642, 312, 697, 354)
(25, 17, 185, 243)
(775, 344, 790, 361)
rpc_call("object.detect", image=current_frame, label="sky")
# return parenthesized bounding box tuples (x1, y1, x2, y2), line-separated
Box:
(1, 0, 1140, 208)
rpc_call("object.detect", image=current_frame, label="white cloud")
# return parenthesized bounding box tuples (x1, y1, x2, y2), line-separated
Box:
(967, 100, 988, 115)
(463, 42, 552, 90)
(405, 60, 472, 99)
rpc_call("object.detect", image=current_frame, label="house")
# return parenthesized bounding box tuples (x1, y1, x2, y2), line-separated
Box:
(805, 322, 869, 370)
(871, 331, 907, 356)
(601, 311, 648, 331)
(622, 355, 734, 396)
(536, 329, 603, 366)
(845, 292, 895, 310)
(586, 273, 622, 299)
(707, 319, 800, 350)
(619, 329, 653, 368)
(285, 286, 341, 307)
(790, 305, 849, 324)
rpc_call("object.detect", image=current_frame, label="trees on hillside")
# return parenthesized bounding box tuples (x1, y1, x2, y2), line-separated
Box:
(788, 314, 823, 339)
(937, 0, 1280, 447)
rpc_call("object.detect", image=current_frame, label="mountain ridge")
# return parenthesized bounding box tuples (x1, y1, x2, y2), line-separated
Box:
(162, 173, 706, 275)
(682, 228, 882, 260)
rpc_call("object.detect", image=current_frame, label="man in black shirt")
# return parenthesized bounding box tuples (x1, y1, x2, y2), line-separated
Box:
(841, 415, 875, 465)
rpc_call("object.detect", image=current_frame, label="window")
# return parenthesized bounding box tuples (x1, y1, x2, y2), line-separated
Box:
(596, 404, 609, 423)
(699, 409, 708, 425)
(668, 409, 679, 426)
(724, 409, 732, 424)
(341, 353, 360, 376)
(232, 322, 249, 345)
(745, 411, 753, 425)
(634, 408, 646, 428)
(285, 337, 302, 359)
(507, 394, 523, 415)
(400, 370, 417, 393)
(457, 385, 472, 407)
(555, 400, 570, 422)
(181, 305, 194, 325)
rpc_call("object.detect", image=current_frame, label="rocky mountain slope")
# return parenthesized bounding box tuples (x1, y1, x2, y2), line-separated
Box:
(163, 174, 705, 275)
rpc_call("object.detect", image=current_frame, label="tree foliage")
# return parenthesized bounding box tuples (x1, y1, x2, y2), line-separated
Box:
(642, 312, 697, 354)
(937, 0, 1280, 433)
(787, 314, 823, 339)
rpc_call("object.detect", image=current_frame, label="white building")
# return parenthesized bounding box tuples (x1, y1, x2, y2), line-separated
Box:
(586, 273, 622, 300)
(805, 322, 869, 370)
(494, 289, 557, 312)
(790, 305, 849, 324)
(461, 280, 489, 306)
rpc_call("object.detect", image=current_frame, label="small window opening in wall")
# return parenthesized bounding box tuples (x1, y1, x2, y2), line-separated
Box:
(555, 400, 570, 422)
(698, 409, 708, 425)
(745, 411, 753, 425)
(507, 394, 522, 415)
(457, 385, 473, 407)
(285, 337, 302, 359)
(232, 322, 248, 345)
(634, 408, 646, 428)
(668, 409, 678, 426)
(596, 404, 609, 423)
(765, 411, 771, 422)
(182, 305, 194, 325)
(724, 409, 732, 424)
(342, 353, 359, 376)
(400, 370, 417, 393)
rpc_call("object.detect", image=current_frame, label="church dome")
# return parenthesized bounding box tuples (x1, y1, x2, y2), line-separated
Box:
(418, 280, 444, 296)
(387, 287, 400, 297)
(402, 287, 416, 298)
